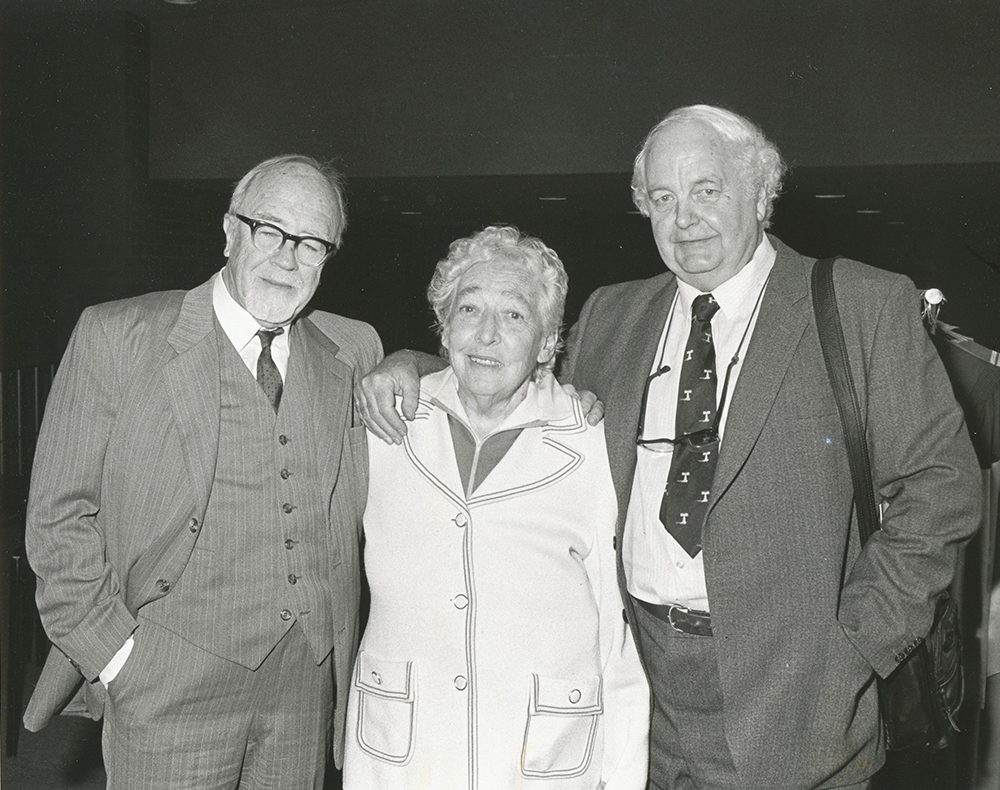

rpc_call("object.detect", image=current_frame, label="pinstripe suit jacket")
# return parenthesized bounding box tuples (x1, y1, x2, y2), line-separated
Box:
(560, 235, 980, 787)
(23, 276, 382, 767)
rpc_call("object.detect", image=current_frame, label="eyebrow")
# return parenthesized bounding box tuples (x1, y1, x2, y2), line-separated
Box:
(250, 212, 333, 241)
(455, 285, 534, 310)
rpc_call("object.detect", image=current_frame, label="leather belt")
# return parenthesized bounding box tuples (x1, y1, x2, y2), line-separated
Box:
(634, 597, 713, 637)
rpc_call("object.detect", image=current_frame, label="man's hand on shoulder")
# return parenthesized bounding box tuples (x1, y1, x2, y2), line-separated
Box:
(562, 384, 605, 426)
(354, 350, 428, 444)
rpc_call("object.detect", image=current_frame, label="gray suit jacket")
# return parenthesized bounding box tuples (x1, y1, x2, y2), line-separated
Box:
(23, 276, 382, 768)
(561, 236, 980, 787)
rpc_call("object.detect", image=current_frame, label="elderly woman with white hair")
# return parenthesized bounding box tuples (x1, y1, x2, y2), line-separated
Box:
(343, 226, 648, 789)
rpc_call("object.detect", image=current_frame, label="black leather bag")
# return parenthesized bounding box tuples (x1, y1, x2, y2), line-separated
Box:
(812, 257, 963, 752)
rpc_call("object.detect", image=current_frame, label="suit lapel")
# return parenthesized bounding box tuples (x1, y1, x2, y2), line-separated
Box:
(709, 240, 812, 507)
(163, 279, 221, 509)
(293, 314, 351, 496)
(605, 276, 677, 514)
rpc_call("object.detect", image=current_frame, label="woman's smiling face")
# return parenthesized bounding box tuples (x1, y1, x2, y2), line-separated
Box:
(443, 258, 556, 416)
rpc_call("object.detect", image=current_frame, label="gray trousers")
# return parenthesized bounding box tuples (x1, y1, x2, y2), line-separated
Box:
(102, 617, 332, 790)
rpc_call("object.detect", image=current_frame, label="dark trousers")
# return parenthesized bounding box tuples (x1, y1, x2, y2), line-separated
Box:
(631, 598, 872, 790)
(103, 617, 333, 790)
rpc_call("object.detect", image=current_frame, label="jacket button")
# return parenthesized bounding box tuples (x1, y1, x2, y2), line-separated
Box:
(612, 535, 617, 550)
(280, 468, 291, 480)
(188, 517, 199, 533)
(288, 574, 299, 585)
(279, 609, 293, 621)
(622, 608, 628, 624)
(454, 675, 468, 691)
(156, 579, 171, 593)
(371, 671, 382, 685)
(278, 434, 289, 445)
(285, 538, 296, 550)
(453, 594, 469, 610)
(282, 503, 294, 514)
(454, 513, 468, 528)
(568, 688, 582, 704)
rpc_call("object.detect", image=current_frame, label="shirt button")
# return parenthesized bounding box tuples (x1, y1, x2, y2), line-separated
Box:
(188, 517, 199, 533)
(568, 688, 582, 704)
(278, 435, 289, 445)
(285, 538, 296, 550)
(454, 513, 468, 528)
(288, 574, 298, 585)
(279, 609, 293, 621)
(280, 468, 291, 480)
(453, 594, 469, 610)
(454, 675, 468, 691)
(282, 503, 294, 514)
(676, 560, 685, 568)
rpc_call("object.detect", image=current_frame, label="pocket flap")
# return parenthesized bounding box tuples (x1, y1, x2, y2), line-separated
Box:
(354, 651, 413, 700)
(531, 674, 603, 715)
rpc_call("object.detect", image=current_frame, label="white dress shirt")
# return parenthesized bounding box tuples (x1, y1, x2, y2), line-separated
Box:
(624, 237, 775, 612)
(213, 271, 291, 381)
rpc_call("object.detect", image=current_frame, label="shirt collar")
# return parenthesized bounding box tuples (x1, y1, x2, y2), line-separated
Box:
(422, 367, 575, 435)
(675, 235, 775, 321)
(212, 269, 290, 352)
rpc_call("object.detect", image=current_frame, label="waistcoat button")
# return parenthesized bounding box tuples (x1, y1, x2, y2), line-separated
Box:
(279, 609, 293, 621)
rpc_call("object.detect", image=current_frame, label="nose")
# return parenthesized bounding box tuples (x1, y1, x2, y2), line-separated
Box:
(272, 238, 299, 270)
(674, 197, 699, 229)
(475, 312, 500, 345)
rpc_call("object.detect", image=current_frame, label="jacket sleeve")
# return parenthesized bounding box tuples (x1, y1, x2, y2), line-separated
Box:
(837, 274, 981, 678)
(586, 425, 650, 790)
(25, 307, 138, 682)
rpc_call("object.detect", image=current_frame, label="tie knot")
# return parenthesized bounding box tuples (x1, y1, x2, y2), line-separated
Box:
(256, 327, 284, 349)
(692, 294, 719, 324)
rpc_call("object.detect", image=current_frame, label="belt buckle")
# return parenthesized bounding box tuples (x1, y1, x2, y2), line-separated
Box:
(666, 604, 689, 633)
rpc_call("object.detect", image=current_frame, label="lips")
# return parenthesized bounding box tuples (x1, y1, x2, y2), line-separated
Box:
(467, 354, 502, 368)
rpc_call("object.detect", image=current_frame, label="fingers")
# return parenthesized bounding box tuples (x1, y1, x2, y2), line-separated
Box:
(575, 388, 605, 426)
(354, 350, 423, 445)
(586, 398, 605, 426)
(354, 377, 407, 445)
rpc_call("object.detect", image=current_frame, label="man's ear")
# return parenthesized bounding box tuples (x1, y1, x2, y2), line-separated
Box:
(222, 214, 234, 257)
(756, 187, 768, 224)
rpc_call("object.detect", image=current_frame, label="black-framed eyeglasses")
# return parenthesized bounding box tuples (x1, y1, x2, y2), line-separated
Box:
(232, 214, 336, 268)
(636, 354, 741, 450)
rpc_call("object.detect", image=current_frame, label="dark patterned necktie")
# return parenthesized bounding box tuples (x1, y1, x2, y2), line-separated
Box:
(659, 294, 721, 557)
(256, 328, 284, 413)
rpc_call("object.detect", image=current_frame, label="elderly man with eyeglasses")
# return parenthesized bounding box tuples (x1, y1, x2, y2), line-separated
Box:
(24, 154, 382, 790)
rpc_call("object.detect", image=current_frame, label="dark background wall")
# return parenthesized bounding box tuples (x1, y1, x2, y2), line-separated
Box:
(2, 0, 999, 377)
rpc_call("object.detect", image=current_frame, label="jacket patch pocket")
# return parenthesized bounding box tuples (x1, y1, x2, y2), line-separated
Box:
(520, 673, 602, 778)
(353, 651, 415, 765)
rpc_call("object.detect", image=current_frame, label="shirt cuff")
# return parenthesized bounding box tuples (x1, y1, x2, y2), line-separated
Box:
(99, 633, 135, 688)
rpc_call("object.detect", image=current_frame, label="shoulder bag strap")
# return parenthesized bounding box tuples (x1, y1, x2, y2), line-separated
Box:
(811, 257, 880, 546)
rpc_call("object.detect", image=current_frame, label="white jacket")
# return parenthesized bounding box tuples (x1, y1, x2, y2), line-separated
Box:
(344, 368, 649, 789)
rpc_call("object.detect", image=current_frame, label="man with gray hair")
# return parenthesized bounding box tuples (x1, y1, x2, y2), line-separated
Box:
(25, 154, 382, 789)
(357, 105, 980, 788)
